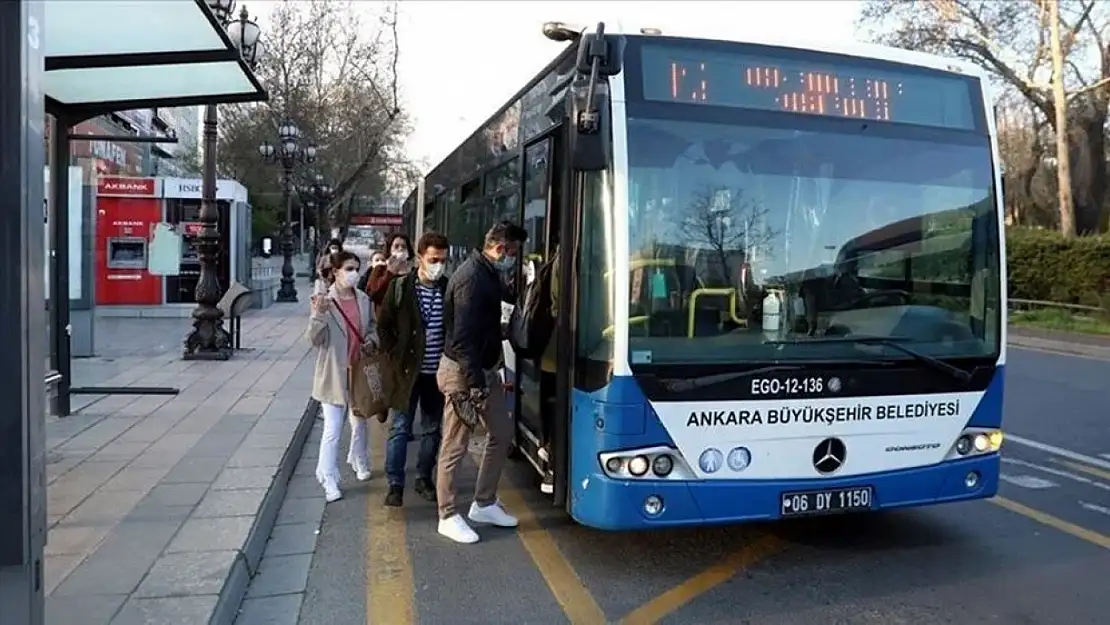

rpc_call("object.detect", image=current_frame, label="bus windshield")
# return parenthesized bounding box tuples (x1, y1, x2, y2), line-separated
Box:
(624, 116, 1001, 367)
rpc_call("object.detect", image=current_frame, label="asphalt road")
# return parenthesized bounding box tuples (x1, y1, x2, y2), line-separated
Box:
(291, 342, 1110, 625)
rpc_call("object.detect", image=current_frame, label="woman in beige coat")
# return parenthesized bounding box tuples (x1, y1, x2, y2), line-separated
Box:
(306, 251, 379, 502)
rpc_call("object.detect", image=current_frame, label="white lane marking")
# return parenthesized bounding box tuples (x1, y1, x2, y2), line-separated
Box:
(1080, 501, 1110, 517)
(1002, 457, 1110, 492)
(1000, 474, 1058, 489)
(1004, 434, 1110, 471)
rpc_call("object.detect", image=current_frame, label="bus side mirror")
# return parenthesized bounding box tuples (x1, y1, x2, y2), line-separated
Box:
(570, 27, 623, 172)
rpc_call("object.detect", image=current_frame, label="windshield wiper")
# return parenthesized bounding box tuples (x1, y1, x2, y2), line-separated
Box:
(765, 336, 972, 383)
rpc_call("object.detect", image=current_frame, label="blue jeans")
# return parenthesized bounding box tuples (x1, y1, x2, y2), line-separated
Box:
(385, 373, 444, 488)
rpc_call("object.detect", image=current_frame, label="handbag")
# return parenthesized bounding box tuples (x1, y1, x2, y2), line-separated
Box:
(330, 298, 386, 418)
(447, 389, 486, 432)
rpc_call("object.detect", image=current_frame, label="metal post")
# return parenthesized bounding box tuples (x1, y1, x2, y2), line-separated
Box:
(50, 116, 73, 416)
(0, 1, 47, 622)
(276, 168, 298, 302)
(183, 103, 231, 359)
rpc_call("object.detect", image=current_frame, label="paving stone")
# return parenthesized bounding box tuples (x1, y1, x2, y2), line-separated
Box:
(193, 487, 267, 518)
(134, 551, 236, 597)
(241, 432, 295, 449)
(275, 495, 325, 526)
(246, 553, 313, 598)
(122, 500, 194, 523)
(226, 446, 285, 468)
(160, 456, 224, 484)
(112, 595, 220, 625)
(100, 466, 170, 492)
(60, 488, 146, 526)
(262, 522, 319, 557)
(211, 466, 277, 490)
(236, 593, 303, 625)
(87, 441, 152, 462)
(53, 520, 184, 597)
(45, 524, 111, 556)
(142, 482, 210, 507)
(166, 516, 255, 553)
(44, 553, 83, 595)
(46, 594, 128, 625)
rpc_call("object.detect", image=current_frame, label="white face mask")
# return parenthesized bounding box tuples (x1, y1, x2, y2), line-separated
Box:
(339, 268, 359, 287)
(424, 262, 444, 280)
(392, 250, 408, 260)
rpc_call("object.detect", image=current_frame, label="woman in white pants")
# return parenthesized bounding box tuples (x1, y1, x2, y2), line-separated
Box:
(306, 250, 378, 502)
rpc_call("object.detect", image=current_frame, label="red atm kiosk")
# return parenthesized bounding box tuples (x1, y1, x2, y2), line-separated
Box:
(95, 176, 163, 305)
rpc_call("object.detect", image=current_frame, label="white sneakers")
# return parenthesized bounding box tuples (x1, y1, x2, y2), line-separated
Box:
(438, 515, 480, 544)
(351, 460, 372, 482)
(322, 478, 343, 503)
(438, 501, 520, 544)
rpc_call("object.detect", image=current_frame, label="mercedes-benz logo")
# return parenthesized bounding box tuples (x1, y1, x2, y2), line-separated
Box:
(812, 437, 846, 475)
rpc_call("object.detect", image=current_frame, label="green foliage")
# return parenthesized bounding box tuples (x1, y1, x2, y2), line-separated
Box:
(1006, 228, 1110, 305)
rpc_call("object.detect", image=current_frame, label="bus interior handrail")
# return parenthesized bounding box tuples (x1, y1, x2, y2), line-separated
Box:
(687, 288, 747, 337)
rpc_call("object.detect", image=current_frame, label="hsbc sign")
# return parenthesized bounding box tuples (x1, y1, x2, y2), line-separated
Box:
(97, 176, 159, 197)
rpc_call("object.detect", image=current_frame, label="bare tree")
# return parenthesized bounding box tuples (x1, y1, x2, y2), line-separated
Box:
(858, 0, 1110, 235)
(215, 0, 413, 240)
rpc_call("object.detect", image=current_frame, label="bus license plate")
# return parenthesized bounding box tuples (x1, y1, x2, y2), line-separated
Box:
(780, 486, 873, 518)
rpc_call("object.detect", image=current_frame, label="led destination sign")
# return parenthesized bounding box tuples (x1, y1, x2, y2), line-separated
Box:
(640, 44, 977, 130)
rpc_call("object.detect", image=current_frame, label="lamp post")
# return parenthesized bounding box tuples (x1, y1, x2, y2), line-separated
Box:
(184, 0, 261, 360)
(300, 174, 333, 282)
(259, 122, 317, 302)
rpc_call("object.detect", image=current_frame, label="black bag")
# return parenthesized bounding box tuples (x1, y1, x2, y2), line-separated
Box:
(508, 255, 556, 359)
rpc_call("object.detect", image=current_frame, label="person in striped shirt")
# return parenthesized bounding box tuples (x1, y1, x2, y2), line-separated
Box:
(378, 232, 450, 507)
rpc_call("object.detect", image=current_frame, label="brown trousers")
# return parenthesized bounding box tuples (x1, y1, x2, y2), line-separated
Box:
(435, 356, 511, 519)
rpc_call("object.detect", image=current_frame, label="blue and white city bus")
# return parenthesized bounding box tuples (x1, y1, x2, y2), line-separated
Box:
(402, 22, 1006, 530)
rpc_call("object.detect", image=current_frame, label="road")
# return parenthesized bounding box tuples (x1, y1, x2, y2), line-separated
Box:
(283, 343, 1110, 625)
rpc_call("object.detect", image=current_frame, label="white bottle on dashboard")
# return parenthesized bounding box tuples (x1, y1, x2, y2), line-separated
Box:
(762, 291, 782, 338)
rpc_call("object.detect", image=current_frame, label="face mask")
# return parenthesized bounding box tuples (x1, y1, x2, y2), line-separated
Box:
(392, 250, 408, 261)
(340, 269, 359, 287)
(496, 254, 517, 273)
(424, 262, 444, 280)
(329, 247, 340, 254)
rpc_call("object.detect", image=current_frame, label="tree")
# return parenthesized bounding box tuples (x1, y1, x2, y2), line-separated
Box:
(858, 0, 1110, 235)
(679, 186, 778, 285)
(214, 0, 414, 244)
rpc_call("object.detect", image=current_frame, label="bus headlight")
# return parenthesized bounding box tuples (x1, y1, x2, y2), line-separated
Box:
(598, 446, 697, 480)
(947, 428, 1003, 460)
(628, 455, 650, 476)
(651, 454, 674, 477)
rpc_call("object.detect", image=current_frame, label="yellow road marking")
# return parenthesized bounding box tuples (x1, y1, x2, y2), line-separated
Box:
(496, 484, 609, 625)
(619, 534, 785, 625)
(367, 420, 415, 625)
(991, 496, 1110, 549)
(1056, 458, 1110, 482)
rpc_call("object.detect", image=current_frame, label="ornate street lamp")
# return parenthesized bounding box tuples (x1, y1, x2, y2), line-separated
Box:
(259, 122, 317, 302)
(299, 174, 333, 281)
(185, 0, 262, 360)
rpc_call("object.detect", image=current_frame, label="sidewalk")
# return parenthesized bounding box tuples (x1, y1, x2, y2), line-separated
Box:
(1008, 325, 1110, 359)
(45, 287, 318, 624)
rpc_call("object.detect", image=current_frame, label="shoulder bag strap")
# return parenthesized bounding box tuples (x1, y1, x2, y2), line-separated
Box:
(329, 297, 364, 345)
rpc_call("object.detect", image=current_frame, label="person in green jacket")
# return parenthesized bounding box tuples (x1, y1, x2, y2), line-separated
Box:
(378, 232, 450, 507)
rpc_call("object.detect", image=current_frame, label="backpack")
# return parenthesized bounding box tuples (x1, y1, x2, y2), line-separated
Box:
(508, 255, 556, 359)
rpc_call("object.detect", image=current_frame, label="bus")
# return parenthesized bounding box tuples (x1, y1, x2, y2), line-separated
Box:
(402, 22, 1006, 530)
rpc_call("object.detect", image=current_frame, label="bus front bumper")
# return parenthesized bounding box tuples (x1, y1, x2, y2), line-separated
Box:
(568, 454, 1000, 531)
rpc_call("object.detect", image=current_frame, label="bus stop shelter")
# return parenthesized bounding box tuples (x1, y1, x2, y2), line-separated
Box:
(0, 1, 267, 623)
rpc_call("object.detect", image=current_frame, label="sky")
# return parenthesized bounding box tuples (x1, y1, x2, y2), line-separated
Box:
(249, 0, 865, 171)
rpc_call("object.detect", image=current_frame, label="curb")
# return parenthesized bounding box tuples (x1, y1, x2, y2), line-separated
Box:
(211, 397, 321, 625)
(1008, 334, 1110, 359)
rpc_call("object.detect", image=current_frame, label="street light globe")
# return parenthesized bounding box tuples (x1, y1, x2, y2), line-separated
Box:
(278, 120, 299, 141)
(281, 139, 297, 157)
(205, 0, 235, 22)
(257, 141, 274, 158)
(305, 144, 318, 160)
(227, 6, 262, 64)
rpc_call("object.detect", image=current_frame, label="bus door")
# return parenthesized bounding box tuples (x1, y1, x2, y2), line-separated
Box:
(515, 136, 559, 465)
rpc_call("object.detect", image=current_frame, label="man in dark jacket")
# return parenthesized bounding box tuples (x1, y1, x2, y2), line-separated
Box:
(435, 221, 527, 544)
(378, 232, 450, 507)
